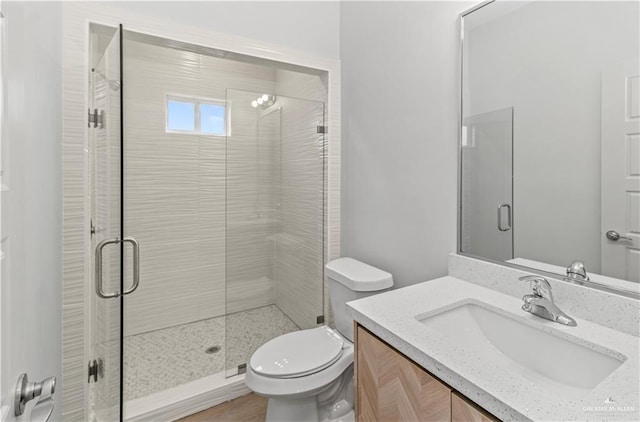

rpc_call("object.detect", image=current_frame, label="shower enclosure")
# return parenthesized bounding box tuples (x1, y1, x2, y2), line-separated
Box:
(459, 108, 514, 262)
(88, 24, 327, 421)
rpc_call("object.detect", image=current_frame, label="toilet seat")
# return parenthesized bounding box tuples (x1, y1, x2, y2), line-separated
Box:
(250, 326, 344, 379)
(245, 341, 354, 399)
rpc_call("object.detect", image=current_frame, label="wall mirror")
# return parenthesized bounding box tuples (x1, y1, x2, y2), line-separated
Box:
(459, 0, 640, 298)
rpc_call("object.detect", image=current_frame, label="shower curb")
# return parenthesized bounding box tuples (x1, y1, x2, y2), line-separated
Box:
(124, 372, 250, 422)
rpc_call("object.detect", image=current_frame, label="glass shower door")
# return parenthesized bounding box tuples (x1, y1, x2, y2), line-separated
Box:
(225, 89, 326, 375)
(460, 107, 514, 261)
(89, 24, 124, 422)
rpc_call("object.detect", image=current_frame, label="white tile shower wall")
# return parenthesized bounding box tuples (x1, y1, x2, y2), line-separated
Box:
(449, 253, 640, 337)
(225, 88, 278, 314)
(273, 97, 326, 329)
(63, 12, 101, 418)
(274, 70, 333, 326)
(90, 31, 123, 415)
(276, 69, 328, 102)
(123, 40, 277, 335)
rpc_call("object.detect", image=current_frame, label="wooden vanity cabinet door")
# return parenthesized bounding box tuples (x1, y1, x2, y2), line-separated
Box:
(451, 392, 499, 422)
(356, 326, 451, 422)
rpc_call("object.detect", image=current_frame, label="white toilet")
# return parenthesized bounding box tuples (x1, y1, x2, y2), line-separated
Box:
(245, 257, 393, 422)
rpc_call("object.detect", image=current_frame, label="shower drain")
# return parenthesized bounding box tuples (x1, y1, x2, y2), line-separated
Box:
(205, 345, 221, 354)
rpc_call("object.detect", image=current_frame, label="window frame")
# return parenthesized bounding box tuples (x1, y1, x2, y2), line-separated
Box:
(165, 94, 231, 137)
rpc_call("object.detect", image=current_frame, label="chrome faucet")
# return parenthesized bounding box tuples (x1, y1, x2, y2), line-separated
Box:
(519, 275, 577, 326)
(566, 260, 589, 282)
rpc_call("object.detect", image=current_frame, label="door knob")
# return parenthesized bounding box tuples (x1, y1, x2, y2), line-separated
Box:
(14, 373, 56, 419)
(605, 230, 632, 241)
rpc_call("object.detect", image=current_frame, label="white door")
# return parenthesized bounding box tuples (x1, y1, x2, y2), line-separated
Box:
(0, 6, 7, 420)
(0, 2, 62, 421)
(601, 59, 640, 282)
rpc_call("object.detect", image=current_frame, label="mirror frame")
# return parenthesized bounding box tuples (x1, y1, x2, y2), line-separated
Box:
(456, 0, 640, 300)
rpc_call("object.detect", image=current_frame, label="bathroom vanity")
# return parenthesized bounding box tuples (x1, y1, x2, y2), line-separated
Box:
(348, 267, 640, 422)
(354, 323, 496, 421)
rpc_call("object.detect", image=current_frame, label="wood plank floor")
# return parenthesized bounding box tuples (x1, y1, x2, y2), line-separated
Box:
(176, 393, 267, 422)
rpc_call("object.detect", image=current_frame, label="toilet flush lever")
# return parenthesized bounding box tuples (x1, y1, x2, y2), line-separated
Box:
(14, 373, 56, 419)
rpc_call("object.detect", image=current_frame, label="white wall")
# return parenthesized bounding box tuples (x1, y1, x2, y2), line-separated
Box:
(0, 2, 62, 421)
(101, 1, 340, 60)
(466, 1, 640, 273)
(340, 1, 472, 288)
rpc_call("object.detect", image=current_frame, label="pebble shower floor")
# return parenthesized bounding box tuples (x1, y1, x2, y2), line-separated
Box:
(123, 305, 299, 399)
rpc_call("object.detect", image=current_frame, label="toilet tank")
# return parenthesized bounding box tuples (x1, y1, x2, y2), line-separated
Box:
(325, 258, 393, 342)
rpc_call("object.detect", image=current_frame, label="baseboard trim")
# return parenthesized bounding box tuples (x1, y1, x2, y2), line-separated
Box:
(125, 372, 250, 422)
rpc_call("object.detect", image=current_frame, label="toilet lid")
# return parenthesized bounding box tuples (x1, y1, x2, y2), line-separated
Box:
(250, 326, 344, 378)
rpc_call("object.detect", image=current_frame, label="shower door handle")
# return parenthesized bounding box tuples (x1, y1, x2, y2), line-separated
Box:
(497, 203, 512, 232)
(95, 238, 121, 299)
(95, 237, 140, 298)
(122, 237, 140, 296)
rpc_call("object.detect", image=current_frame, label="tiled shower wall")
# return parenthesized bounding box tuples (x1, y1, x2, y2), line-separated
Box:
(123, 40, 277, 335)
(90, 30, 123, 415)
(274, 70, 329, 329)
(273, 97, 326, 329)
(122, 40, 328, 336)
(225, 88, 278, 314)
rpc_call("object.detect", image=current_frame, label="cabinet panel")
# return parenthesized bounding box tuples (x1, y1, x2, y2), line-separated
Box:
(356, 326, 451, 422)
(452, 392, 499, 422)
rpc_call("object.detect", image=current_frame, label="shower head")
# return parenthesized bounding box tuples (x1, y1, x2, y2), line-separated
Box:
(93, 69, 121, 91)
(108, 79, 121, 91)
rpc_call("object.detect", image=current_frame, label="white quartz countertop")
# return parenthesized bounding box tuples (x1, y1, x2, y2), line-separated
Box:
(347, 276, 640, 421)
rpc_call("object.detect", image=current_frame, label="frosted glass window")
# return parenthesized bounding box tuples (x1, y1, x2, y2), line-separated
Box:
(200, 103, 226, 136)
(167, 100, 195, 132)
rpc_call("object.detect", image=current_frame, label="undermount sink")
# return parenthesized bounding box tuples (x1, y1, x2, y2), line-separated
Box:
(416, 301, 626, 397)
